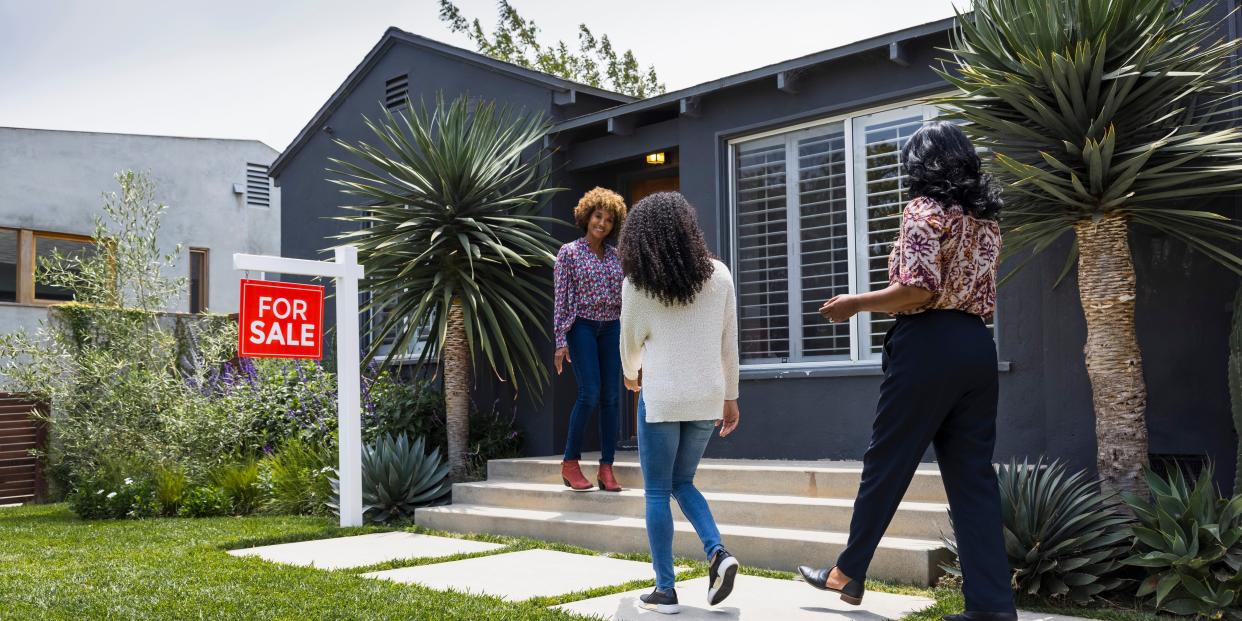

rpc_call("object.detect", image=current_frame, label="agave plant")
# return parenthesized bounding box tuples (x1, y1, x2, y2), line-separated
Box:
(331, 433, 451, 524)
(943, 459, 1132, 604)
(941, 0, 1242, 496)
(329, 93, 563, 479)
(1123, 464, 1242, 617)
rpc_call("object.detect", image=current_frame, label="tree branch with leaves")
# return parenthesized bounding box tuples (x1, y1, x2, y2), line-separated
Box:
(438, 0, 664, 98)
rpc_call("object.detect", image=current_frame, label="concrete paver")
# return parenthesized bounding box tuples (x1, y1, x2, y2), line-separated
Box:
(227, 532, 503, 570)
(555, 574, 934, 620)
(364, 548, 686, 601)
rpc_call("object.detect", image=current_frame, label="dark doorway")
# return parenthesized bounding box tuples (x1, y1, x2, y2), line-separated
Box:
(619, 172, 680, 448)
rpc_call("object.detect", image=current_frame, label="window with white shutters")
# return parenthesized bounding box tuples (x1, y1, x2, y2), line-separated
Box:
(733, 139, 789, 362)
(730, 99, 989, 368)
(851, 106, 935, 358)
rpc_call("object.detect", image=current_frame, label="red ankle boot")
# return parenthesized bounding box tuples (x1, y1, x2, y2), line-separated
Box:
(597, 463, 622, 492)
(561, 460, 593, 491)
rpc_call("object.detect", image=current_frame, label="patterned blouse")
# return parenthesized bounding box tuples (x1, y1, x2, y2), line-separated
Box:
(888, 196, 1001, 317)
(553, 238, 624, 348)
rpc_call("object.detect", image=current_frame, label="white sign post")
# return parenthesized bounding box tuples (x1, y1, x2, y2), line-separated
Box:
(234, 247, 366, 527)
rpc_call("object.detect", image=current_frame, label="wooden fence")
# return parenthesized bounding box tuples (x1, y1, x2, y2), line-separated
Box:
(0, 393, 46, 504)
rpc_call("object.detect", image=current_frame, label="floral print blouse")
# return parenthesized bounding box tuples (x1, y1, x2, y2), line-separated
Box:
(888, 196, 1001, 317)
(553, 238, 624, 348)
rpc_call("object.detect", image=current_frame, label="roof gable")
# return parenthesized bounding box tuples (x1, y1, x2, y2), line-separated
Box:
(269, 27, 635, 178)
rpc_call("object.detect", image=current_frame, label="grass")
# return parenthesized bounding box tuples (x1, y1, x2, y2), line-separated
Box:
(0, 503, 1171, 621)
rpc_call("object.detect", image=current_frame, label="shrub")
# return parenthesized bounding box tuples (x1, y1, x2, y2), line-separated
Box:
(1123, 464, 1242, 617)
(365, 376, 444, 443)
(179, 486, 230, 518)
(68, 470, 159, 520)
(943, 459, 1132, 605)
(152, 465, 187, 517)
(212, 461, 262, 516)
(331, 433, 450, 523)
(0, 171, 259, 489)
(259, 438, 334, 516)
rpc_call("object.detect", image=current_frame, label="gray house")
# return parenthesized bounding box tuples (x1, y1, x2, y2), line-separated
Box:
(0, 127, 283, 333)
(270, 10, 1240, 489)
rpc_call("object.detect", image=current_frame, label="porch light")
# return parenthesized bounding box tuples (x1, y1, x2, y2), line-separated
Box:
(645, 152, 666, 165)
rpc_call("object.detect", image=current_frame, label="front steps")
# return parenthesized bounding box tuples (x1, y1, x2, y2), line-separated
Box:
(416, 453, 955, 586)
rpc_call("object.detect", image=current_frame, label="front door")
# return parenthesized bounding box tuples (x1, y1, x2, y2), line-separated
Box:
(620, 174, 680, 447)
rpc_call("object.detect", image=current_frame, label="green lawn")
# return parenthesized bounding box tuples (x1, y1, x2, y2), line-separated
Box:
(0, 504, 1165, 620)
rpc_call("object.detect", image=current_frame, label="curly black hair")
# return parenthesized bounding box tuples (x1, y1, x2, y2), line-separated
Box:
(618, 191, 715, 307)
(901, 121, 1002, 220)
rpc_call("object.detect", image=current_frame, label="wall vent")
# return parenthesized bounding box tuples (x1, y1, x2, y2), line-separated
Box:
(385, 74, 409, 110)
(246, 163, 271, 208)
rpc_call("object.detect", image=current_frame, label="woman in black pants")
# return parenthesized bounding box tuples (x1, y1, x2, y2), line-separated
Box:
(797, 122, 1016, 621)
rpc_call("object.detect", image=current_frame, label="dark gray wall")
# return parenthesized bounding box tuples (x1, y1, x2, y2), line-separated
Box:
(561, 25, 1239, 487)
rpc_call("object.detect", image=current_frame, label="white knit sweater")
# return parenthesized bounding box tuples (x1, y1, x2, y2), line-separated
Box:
(620, 259, 740, 423)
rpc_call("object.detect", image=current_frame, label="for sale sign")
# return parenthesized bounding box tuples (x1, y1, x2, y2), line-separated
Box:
(238, 279, 324, 359)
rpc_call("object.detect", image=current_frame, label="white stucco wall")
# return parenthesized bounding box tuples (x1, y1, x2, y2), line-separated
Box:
(0, 127, 281, 335)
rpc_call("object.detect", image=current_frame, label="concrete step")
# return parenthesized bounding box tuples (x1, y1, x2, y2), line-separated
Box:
(451, 481, 952, 541)
(488, 455, 948, 504)
(416, 503, 950, 586)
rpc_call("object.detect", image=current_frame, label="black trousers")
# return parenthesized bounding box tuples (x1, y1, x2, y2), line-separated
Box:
(837, 310, 1014, 614)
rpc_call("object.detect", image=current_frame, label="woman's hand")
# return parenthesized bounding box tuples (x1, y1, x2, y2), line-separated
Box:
(554, 347, 571, 375)
(624, 374, 641, 392)
(820, 294, 860, 324)
(716, 400, 740, 437)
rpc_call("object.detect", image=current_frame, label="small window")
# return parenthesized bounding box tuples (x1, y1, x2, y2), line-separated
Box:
(385, 74, 409, 111)
(0, 229, 16, 302)
(33, 233, 93, 302)
(189, 248, 209, 313)
(246, 163, 271, 208)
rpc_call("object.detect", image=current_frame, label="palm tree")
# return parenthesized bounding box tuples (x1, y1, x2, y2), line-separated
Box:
(939, 0, 1242, 495)
(329, 94, 563, 479)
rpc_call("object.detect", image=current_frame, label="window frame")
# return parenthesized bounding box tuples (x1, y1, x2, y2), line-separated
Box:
(30, 230, 95, 305)
(189, 247, 209, 313)
(727, 96, 961, 371)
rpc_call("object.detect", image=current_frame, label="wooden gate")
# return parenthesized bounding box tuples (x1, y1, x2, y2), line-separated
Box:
(0, 393, 46, 504)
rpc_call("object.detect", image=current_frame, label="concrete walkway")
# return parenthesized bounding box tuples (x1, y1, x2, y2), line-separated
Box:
(232, 534, 1095, 621)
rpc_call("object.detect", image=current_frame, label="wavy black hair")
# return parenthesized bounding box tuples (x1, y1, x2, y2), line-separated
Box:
(618, 191, 715, 307)
(901, 121, 1002, 220)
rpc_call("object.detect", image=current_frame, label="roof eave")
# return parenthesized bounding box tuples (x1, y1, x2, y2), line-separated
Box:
(551, 16, 958, 134)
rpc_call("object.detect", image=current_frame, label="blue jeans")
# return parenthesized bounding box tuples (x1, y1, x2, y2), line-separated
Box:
(637, 395, 723, 590)
(563, 318, 621, 464)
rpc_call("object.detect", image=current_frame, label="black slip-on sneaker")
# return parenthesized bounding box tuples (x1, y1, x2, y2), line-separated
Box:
(708, 548, 740, 606)
(639, 587, 680, 614)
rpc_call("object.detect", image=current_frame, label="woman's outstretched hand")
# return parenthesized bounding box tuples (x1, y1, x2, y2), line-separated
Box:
(820, 294, 859, 324)
(717, 400, 740, 437)
(554, 347, 571, 375)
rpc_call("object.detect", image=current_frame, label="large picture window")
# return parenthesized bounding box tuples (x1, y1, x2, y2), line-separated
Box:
(730, 101, 959, 367)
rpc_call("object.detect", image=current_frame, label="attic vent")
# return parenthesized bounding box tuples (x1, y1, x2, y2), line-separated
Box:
(245, 163, 271, 208)
(385, 74, 409, 110)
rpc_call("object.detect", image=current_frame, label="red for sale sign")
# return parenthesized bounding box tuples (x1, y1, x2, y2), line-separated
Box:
(238, 279, 325, 359)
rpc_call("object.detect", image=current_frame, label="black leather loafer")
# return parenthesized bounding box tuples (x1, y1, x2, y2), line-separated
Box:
(796, 565, 864, 605)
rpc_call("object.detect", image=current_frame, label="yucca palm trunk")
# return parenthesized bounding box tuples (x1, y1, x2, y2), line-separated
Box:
(443, 298, 471, 481)
(1075, 214, 1148, 496)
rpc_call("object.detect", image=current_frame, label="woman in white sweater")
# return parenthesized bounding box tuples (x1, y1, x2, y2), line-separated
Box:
(618, 192, 741, 614)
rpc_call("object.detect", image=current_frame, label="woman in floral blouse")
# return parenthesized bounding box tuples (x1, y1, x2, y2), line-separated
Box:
(553, 187, 628, 492)
(796, 122, 1017, 621)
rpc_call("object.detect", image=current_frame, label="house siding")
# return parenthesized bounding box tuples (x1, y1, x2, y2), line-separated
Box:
(276, 12, 1240, 487)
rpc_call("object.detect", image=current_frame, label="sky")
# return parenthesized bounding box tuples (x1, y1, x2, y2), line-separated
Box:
(0, 0, 962, 152)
